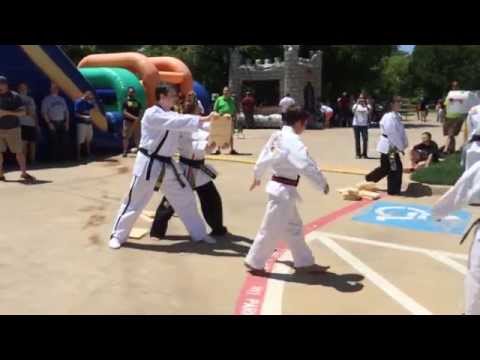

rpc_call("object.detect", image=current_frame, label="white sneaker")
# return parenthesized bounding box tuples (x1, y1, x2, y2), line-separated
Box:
(202, 235, 217, 244)
(109, 237, 123, 249)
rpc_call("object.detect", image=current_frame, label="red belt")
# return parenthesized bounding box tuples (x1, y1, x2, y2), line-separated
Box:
(272, 175, 300, 187)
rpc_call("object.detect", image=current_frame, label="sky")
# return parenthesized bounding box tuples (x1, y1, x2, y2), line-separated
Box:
(399, 45, 415, 54)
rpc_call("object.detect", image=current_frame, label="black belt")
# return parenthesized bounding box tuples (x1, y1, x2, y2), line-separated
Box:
(460, 218, 480, 245)
(470, 134, 480, 143)
(272, 175, 300, 187)
(382, 134, 388, 138)
(179, 156, 217, 179)
(139, 147, 185, 188)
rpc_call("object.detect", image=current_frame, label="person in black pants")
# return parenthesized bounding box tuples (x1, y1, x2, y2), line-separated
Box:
(150, 129, 228, 238)
(365, 96, 408, 195)
(151, 180, 227, 238)
(352, 96, 371, 158)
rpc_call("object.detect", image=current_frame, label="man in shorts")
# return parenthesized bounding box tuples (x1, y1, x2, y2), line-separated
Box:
(122, 87, 142, 157)
(74, 90, 96, 161)
(0, 76, 36, 183)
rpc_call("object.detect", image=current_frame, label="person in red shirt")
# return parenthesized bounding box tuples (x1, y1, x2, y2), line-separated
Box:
(241, 91, 256, 129)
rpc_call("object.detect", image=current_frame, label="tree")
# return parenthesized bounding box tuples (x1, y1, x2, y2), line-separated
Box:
(409, 45, 480, 100)
(380, 54, 411, 97)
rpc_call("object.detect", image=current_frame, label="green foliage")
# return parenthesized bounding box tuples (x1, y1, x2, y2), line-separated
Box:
(409, 46, 480, 100)
(411, 153, 463, 185)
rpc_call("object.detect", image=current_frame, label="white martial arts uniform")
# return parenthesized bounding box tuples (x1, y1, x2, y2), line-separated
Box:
(464, 105, 480, 170)
(178, 126, 217, 188)
(110, 105, 209, 247)
(245, 126, 328, 270)
(432, 161, 480, 315)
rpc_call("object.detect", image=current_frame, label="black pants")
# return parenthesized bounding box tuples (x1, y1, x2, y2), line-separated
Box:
(150, 180, 227, 238)
(365, 153, 403, 195)
(48, 121, 69, 161)
(353, 126, 368, 157)
(244, 110, 255, 129)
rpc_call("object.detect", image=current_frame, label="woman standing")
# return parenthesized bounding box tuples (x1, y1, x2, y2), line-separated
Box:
(365, 96, 408, 195)
(352, 95, 371, 158)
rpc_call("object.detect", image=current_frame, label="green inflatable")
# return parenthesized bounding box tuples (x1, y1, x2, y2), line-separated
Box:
(79, 67, 146, 113)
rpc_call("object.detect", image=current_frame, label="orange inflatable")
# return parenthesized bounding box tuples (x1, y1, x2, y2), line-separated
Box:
(78, 53, 194, 107)
(78, 52, 160, 106)
(148, 56, 193, 96)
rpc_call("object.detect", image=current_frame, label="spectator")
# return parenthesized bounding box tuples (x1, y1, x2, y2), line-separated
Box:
(279, 93, 296, 124)
(318, 100, 334, 128)
(352, 95, 371, 159)
(183, 91, 203, 115)
(41, 83, 70, 161)
(337, 92, 351, 127)
(420, 97, 428, 122)
(241, 91, 256, 129)
(436, 99, 446, 123)
(405, 132, 439, 173)
(121, 87, 142, 157)
(74, 90, 96, 161)
(17, 82, 39, 164)
(443, 81, 466, 155)
(0, 76, 35, 182)
(213, 86, 238, 155)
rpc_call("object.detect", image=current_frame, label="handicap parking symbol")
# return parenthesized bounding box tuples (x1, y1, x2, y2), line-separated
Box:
(352, 200, 471, 235)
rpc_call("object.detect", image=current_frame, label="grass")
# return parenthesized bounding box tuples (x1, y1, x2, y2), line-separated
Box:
(411, 153, 463, 186)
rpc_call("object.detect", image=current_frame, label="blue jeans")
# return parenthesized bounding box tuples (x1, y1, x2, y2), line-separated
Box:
(353, 126, 368, 157)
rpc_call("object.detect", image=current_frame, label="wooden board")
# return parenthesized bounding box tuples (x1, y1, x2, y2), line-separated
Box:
(210, 114, 233, 148)
(129, 228, 149, 240)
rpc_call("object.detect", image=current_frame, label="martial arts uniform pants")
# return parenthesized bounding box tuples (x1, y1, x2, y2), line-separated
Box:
(365, 153, 403, 195)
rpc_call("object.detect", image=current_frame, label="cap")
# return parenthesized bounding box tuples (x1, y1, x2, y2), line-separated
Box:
(0, 75, 7, 84)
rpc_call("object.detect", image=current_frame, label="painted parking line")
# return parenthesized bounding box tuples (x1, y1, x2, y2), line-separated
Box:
(314, 234, 432, 315)
(426, 253, 468, 275)
(320, 232, 468, 261)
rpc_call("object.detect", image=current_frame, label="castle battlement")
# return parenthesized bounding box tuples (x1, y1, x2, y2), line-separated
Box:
(228, 45, 323, 110)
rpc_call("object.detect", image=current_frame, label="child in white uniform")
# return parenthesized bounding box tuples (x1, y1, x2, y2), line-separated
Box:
(245, 106, 330, 273)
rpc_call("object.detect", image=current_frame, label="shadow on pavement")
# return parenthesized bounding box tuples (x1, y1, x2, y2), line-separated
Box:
(262, 260, 365, 293)
(1, 179, 53, 185)
(402, 182, 433, 198)
(404, 123, 440, 129)
(123, 233, 252, 257)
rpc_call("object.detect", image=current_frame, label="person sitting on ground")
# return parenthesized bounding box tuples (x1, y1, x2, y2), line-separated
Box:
(405, 132, 439, 173)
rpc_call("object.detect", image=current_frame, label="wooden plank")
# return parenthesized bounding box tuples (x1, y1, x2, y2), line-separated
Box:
(210, 114, 233, 148)
(129, 228, 149, 240)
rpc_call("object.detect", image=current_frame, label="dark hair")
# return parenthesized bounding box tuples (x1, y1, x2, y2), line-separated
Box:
(155, 84, 176, 101)
(285, 105, 309, 126)
(385, 95, 401, 112)
(422, 132, 432, 139)
(286, 93, 291, 97)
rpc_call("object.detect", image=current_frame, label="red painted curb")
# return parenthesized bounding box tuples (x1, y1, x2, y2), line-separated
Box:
(234, 198, 374, 315)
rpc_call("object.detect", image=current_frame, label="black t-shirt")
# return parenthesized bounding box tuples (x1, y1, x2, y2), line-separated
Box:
(414, 141, 439, 162)
(0, 91, 24, 129)
(122, 97, 142, 121)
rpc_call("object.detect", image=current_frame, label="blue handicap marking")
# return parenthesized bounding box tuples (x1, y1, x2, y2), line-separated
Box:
(352, 200, 471, 235)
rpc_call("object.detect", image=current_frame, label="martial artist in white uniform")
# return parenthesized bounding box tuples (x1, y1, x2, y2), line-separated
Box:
(245, 106, 330, 273)
(463, 104, 480, 170)
(150, 125, 228, 238)
(109, 84, 216, 249)
(366, 97, 408, 195)
(432, 160, 480, 315)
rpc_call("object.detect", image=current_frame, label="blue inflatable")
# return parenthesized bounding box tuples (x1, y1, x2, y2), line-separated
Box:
(193, 81, 212, 114)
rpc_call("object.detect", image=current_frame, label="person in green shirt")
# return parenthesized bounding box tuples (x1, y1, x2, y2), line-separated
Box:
(213, 86, 239, 155)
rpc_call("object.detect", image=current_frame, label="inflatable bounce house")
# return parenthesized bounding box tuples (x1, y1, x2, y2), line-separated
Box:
(0, 45, 212, 160)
